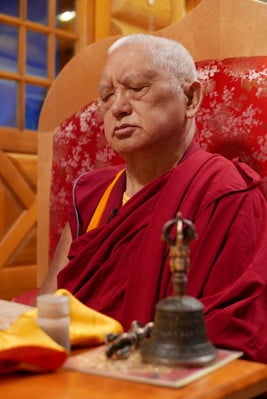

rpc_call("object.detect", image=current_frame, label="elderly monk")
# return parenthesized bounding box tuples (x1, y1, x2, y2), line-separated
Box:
(40, 34, 267, 363)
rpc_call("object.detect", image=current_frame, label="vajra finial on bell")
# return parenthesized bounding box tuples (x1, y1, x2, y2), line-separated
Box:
(162, 211, 196, 297)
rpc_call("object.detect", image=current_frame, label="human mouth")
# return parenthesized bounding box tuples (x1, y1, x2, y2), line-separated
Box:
(113, 124, 136, 138)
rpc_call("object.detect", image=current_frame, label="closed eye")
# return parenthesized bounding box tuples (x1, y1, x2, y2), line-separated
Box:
(100, 92, 113, 103)
(129, 85, 150, 97)
(131, 84, 150, 90)
(131, 86, 145, 91)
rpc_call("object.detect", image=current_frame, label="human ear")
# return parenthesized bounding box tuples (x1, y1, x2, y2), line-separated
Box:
(184, 81, 203, 119)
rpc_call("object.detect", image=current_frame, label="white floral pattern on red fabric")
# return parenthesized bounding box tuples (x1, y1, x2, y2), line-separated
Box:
(195, 57, 267, 194)
(49, 56, 267, 262)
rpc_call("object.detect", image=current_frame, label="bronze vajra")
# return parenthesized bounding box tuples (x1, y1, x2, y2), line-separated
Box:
(105, 320, 154, 360)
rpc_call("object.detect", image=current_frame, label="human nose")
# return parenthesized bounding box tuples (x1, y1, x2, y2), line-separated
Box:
(110, 90, 132, 117)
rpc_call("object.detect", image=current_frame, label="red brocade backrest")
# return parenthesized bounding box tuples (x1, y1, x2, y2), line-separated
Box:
(195, 56, 267, 192)
(49, 55, 267, 264)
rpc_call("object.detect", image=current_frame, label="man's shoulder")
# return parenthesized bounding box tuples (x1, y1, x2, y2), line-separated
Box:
(204, 152, 262, 189)
(180, 146, 263, 198)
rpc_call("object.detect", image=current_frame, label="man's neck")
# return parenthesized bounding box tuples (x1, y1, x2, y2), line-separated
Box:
(124, 137, 194, 197)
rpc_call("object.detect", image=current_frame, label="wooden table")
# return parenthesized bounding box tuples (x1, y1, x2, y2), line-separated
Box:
(1, 357, 267, 399)
(1, 300, 267, 398)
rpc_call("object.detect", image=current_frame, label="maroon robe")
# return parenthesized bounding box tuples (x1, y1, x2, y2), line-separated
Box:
(58, 142, 267, 363)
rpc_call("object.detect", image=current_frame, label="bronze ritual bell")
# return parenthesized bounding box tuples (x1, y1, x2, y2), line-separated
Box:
(141, 212, 217, 367)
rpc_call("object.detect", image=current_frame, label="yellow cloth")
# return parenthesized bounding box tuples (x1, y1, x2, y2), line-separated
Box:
(86, 168, 125, 232)
(0, 289, 123, 373)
